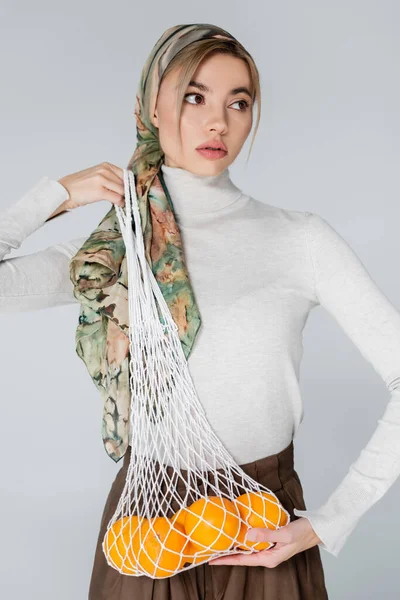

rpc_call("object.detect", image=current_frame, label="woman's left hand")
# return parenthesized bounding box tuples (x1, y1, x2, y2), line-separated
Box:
(208, 517, 322, 569)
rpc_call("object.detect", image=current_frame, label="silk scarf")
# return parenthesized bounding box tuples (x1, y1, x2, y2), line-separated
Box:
(69, 23, 238, 462)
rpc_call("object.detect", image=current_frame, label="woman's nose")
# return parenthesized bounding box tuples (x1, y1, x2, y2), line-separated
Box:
(206, 108, 228, 134)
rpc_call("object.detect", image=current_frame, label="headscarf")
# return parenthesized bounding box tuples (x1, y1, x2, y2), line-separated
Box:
(69, 24, 239, 462)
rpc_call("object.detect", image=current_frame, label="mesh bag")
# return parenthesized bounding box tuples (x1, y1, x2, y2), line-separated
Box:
(102, 168, 291, 579)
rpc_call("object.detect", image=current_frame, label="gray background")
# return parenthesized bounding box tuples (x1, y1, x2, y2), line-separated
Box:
(0, 1, 399, 598)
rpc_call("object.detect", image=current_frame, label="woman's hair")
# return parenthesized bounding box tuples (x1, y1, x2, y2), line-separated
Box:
(153, 37, 261, 166)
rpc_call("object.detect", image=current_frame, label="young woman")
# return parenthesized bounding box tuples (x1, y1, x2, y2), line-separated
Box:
(1, 23, 400, 600)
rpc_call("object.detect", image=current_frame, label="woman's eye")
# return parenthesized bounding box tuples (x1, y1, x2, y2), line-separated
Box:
(184, 93, 249, 111)
(231, 99, 250, 111)
(184, 93, 203, 105)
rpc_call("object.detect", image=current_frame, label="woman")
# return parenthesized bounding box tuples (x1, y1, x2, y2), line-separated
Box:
(1, 22, 400, 600)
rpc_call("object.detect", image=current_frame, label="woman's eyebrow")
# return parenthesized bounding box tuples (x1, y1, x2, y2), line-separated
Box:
(187, 80, 253, 99)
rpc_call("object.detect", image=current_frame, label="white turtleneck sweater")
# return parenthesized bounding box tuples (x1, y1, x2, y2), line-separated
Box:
(1, 164, 400, 559)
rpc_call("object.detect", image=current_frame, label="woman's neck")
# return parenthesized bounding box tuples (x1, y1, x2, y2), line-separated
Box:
(160, 163, 243, 220)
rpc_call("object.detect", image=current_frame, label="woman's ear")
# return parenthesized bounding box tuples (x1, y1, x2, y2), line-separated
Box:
(152, 109, 159, 128)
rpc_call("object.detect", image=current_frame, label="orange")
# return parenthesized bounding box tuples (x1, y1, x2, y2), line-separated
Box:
(133, 516, 188, 578)
(184, 495, 241, 553)
(171, 506, 189, 529)
(279, 507, 289, 527)
(180, 540, 216, 566)
(103, 515, 144, 574)
(233, 491, 288, 551)
(171, 508, 216, 566)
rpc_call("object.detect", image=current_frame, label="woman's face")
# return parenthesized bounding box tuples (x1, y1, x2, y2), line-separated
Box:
(152, 53, 254, 175)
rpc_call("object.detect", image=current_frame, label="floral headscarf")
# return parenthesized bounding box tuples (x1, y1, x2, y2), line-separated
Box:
(69, 24, 238, 462)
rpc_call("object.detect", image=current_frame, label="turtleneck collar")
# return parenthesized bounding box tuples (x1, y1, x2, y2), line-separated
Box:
(159, 163, 243, 220)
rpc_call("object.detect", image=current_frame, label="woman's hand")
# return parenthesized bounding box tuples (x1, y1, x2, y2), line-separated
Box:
(57, 162, 126, 212)
(208, 517, 322, 569)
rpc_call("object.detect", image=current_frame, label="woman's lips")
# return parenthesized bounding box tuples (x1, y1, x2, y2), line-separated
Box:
(196, 148, 228, 160)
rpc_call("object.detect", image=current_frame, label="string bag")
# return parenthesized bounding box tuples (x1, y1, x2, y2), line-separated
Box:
(68, 22, 291, 579)
(102, 168, 290, 579)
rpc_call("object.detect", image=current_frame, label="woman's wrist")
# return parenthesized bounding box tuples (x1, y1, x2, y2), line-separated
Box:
(45, 199, 71, 222)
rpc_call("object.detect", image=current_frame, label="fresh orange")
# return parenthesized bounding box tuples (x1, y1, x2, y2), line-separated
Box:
(171, 506, 189, 529)
(279, 507, 289, 527)
(233, 491, 288, 551)
(180, 540, 217, 565)
(103, 515, 144, 574)
(133, 516, 188, 577)
(184, 495, 241, 553)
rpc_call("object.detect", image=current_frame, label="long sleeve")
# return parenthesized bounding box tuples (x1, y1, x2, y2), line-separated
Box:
(0, 176, 87, 312)
(293, 211, 400, 557)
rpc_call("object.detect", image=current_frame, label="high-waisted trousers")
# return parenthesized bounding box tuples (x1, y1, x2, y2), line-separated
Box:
(88, 441, 329, 599)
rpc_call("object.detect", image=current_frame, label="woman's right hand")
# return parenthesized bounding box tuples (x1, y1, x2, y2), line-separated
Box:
(58, 162, 126, 211)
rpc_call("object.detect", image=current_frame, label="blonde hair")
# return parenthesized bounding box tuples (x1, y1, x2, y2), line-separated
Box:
(157, 37, 261, 165)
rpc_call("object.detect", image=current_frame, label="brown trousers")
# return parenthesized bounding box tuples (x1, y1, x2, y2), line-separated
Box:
(88, 441, 329, 599)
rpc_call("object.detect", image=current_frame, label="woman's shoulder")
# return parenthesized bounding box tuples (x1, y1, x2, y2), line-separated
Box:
(245, 194, 315, 230)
